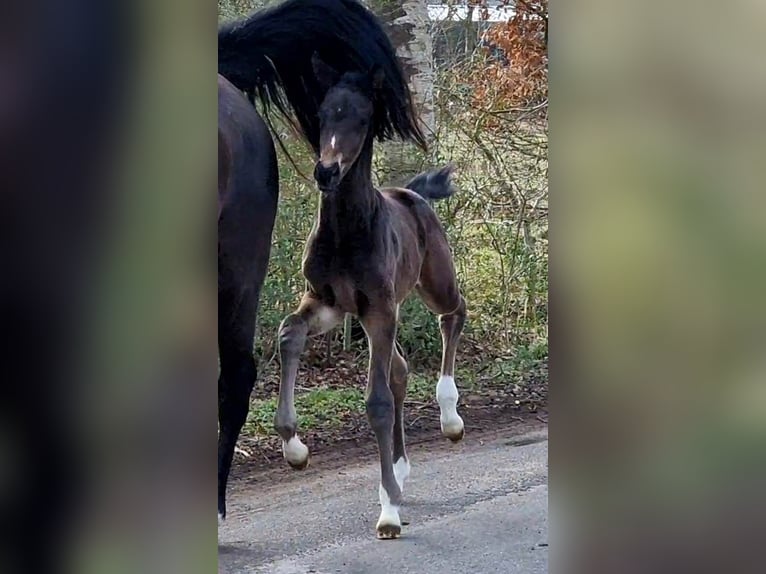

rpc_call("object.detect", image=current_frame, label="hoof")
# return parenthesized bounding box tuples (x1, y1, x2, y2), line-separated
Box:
(446, 427, 464, 443)
(287, 456, 310, 470)
(441, 414, 465, 442)
(282, 436, 309, 469)
(376, 523, 401, 540)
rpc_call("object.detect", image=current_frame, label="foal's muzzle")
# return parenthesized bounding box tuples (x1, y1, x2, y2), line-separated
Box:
(314, 161, 341, 192)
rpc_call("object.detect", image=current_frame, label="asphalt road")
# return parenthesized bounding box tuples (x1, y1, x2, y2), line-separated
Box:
(219, 425, 548, 574)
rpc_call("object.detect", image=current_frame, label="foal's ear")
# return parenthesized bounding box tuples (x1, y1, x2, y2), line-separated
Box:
(370, 66, 385, 91)
(312, 52, 340, 92)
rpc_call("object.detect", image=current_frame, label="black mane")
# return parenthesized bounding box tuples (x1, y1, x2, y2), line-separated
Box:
(218, 0, 427, 153)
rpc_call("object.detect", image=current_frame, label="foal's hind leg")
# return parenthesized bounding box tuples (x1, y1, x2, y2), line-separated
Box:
(417, 242, 467, 442)
(390, 342, 411, 491)
(436, 297, 467, 441)
(275, 292, 342, 469)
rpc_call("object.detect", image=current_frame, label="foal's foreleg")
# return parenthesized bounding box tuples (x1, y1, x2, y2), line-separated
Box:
(275, 293, 341, 469)
(437, 296, 467, 442)
(360, 308, 401, 539)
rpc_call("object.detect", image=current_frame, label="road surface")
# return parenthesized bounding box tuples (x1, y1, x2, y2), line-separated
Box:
(219, 425, 548, 574)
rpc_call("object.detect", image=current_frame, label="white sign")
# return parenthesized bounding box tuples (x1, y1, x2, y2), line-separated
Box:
(427, 2, 515, 22)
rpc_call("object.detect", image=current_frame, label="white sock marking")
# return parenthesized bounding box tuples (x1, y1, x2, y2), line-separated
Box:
(376, 483, 401, 531)
(218, 512, 224, 525)
(393, 457, 410, 492)
(436, 375, 464, 437)
(282, 435, 309, 466)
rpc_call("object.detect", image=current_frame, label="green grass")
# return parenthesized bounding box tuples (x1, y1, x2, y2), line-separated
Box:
(244, 387, 364, 436)
(242, 372, 442, 439)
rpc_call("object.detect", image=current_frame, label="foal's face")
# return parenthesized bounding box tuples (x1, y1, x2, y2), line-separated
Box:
(311, 54, 381, 192)
(314, 86, 373, 192)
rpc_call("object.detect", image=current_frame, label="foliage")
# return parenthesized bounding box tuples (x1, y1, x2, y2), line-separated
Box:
(245, 387, 364, 436)
(469, 0, 548, 123)
(218, 0, 271, 21)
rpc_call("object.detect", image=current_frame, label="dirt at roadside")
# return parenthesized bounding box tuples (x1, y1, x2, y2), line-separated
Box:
(231, 402, 547, 486)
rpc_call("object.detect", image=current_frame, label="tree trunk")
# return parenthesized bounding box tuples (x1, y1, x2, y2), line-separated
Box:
(365, 0, 434, 188)
(389, 0, 435, 137)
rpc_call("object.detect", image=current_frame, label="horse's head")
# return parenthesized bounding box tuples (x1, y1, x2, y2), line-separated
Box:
(311, 53, 383, 193)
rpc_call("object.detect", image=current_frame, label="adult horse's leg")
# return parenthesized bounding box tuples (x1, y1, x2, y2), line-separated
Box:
(275, 293, 342, 469)
(218, 82, 279, 521)
(218, 285, 258, 522)
(360, 305, 401, 539)
(218, 210, 273, 520)
(416, 238, 467, 442)
(390, 341, 411, 491)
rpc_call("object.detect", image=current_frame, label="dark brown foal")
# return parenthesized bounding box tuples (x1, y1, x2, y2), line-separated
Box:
(274, 57, 466, 539)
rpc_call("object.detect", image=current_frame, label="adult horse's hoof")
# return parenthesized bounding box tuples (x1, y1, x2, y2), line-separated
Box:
(282, 436, 309, 469)
(376, 523, 401, 540)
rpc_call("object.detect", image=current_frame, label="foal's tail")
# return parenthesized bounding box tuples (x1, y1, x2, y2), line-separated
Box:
(405, 164, 457, 201)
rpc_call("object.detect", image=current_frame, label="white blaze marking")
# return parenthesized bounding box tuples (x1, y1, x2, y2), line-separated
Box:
(282, 435, 309, 466)
(377, 483, 401, 531)
(393, 457, 410, 492)
(436, 375, 464, 437)
(330, 135, 337, 150)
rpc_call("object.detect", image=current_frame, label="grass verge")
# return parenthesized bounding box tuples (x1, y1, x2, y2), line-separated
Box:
(242, 339, 547, 441)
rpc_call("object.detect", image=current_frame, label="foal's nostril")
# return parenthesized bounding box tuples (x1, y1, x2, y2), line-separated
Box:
(314, 162, 340, 188)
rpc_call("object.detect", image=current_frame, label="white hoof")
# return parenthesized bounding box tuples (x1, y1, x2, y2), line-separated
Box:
(440, 413, 465, 441)
(218, 512, 224, 525)
(376, 484, 402, 539)
(436, 375, 464, 441)
(393, 457, 411, 492)
(282, 436, 309, 469)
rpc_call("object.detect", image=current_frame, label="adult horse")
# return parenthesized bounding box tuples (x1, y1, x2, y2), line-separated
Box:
(217, 0, 426, 523)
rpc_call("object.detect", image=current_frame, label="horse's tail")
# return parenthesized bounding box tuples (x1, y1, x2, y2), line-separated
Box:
(405, 164, 457, 201)
(218, 0, 427, 155)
